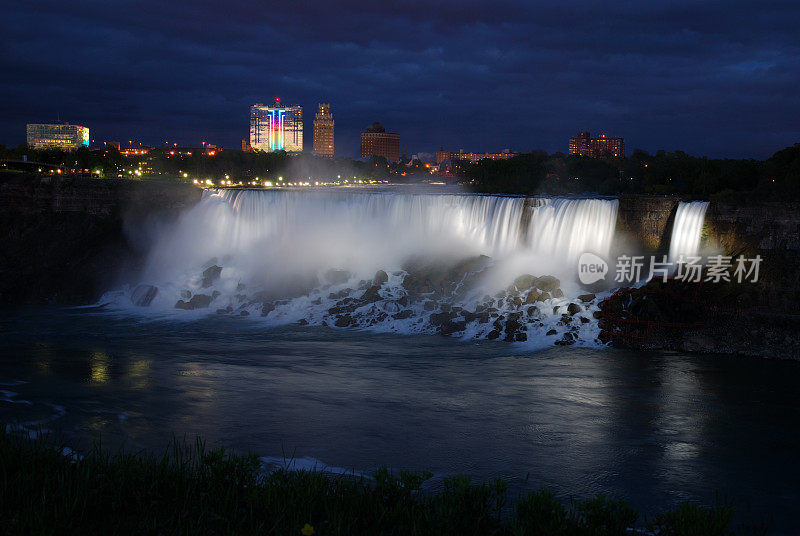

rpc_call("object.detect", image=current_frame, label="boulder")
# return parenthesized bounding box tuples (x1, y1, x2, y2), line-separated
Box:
(429, 311, 456, 326)
(567, 303, 582, 315)
(487, 329, 501, 340)
(552, 288, 564, 298)
(334, 315, 354, 327)
(360, 285, 382, 303)
(546, 329, 557, 336)
(175, 293, 213, 310)
(201, 265, 222, 288)
(513, 274, 537, 291)
(394, 309, 413, 320)
(131, 284, 158, 307)
(536, 275, 560, 292)
(525, 289, 542, 304)
(440, 320, 466, 335)
(578, 293, 596, 303)
(373, 270, 389, 286)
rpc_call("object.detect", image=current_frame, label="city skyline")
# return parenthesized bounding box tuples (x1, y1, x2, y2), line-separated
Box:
(1, 2, 799, 159)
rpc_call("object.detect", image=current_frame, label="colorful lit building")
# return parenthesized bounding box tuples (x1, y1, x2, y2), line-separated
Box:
(249, 99, 303, 152)
(313, 103, 334, 157)
(360, 122, 400, 162)
(569, 131, 624, 158)
(26, 123, 89, 151)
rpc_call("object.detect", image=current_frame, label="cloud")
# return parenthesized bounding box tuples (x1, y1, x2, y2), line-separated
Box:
(1, 0, 798, 158)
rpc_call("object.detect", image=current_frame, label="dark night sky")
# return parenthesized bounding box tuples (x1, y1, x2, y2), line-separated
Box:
(2, 1, 798, 159)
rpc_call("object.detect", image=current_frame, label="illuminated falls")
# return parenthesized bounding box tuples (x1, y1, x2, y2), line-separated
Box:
(107, 190, 705, 347)
(668, 201, 710, 262)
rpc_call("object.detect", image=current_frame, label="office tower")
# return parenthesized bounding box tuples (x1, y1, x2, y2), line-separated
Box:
(313, 103, 334, 157)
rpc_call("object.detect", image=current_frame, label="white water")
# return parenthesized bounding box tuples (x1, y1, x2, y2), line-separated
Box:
(107, 189, 620, 347)
(668, 201, 709, 262)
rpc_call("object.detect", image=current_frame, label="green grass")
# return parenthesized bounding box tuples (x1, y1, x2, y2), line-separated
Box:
(0, 430, 768, 535)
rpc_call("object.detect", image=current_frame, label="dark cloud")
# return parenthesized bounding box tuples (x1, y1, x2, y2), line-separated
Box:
(1, 0, 798, 157)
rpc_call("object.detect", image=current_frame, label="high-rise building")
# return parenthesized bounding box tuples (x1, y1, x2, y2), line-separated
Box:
(249, 99, 303, 152)
(26, 123, 89, 151)
(360, 122, 400, 162)
(313, 103, 334, 158)
(435, 148, 451, 164)
(569, 131, 624, 158)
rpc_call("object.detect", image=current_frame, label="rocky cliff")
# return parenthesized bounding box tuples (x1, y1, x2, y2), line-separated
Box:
(0, 174, 202, 304)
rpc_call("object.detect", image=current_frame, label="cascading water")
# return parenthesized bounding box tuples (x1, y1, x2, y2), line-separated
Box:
(107, 189, 620, 347)
(668, 201, 709, 262)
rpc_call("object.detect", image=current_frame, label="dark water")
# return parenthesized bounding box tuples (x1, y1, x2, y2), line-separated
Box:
(1, 307, 799, 533)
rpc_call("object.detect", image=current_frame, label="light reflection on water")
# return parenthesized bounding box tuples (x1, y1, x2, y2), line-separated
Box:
(1, 307, 799, 534)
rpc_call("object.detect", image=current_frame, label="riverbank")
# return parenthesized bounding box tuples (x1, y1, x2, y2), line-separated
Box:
(0, 430, 759, 535)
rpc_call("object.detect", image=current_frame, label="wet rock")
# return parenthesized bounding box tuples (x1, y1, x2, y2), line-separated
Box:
(328, 288, 351, 300)
(487, 329, 501, 340)
(567, 303, 582, 315)
(430, 311, 456, 326)
(398, 295, 409, 307)
(215, 308, 227, 314)
(513, 274, 537, 291)
(334, 315, 354, 327)
(180, 290, 191, 300)
(593, 311, 603, 319)
(240, 310, 250, 317)
(515, 332, 527, 342)
(201, 265, 222, 288)
(537, 292, 551, 302)
(546, 329, 557, 336)
(553, 306, 560, 315)
(525, 289, 541, 304)
(552, 288, 564, 298)
(175, 293, 213, 310)
(536, 275, 560, 292)
(440, 320, 466, 335)
(261, 303, 274, 316)
(373, 270, 389, 286)
(325, 269, 351, 285)
(360, 285, 382, 303)
(394, 309, 413, 320)
(440, 303, 452, 313)
(526, 305, 541, 318)
(598, 330, 612, 344)
(296, 317, 307, 324)
(423, 300, 437, 311)
(579, 316, 590, 324)
(578, 293, 596, 303)
(131, 284, 158, 307)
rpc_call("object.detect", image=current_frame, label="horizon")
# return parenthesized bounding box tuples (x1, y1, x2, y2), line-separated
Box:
(2, 1, 799, 159)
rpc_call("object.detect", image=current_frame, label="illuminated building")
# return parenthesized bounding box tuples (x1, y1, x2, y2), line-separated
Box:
(436, 148, 450, 164)
(26, 123, 89, 151)
(250, 99, 303, 152)
(569, 131, 624, 158)
(313, 103, 334, 157)
(360, 122, 400, 162)
(446, 148, 516, 164)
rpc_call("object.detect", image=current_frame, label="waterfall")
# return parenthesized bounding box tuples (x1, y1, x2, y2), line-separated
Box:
(111, 188, 622, 348)
(668, 201, 709, 262)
